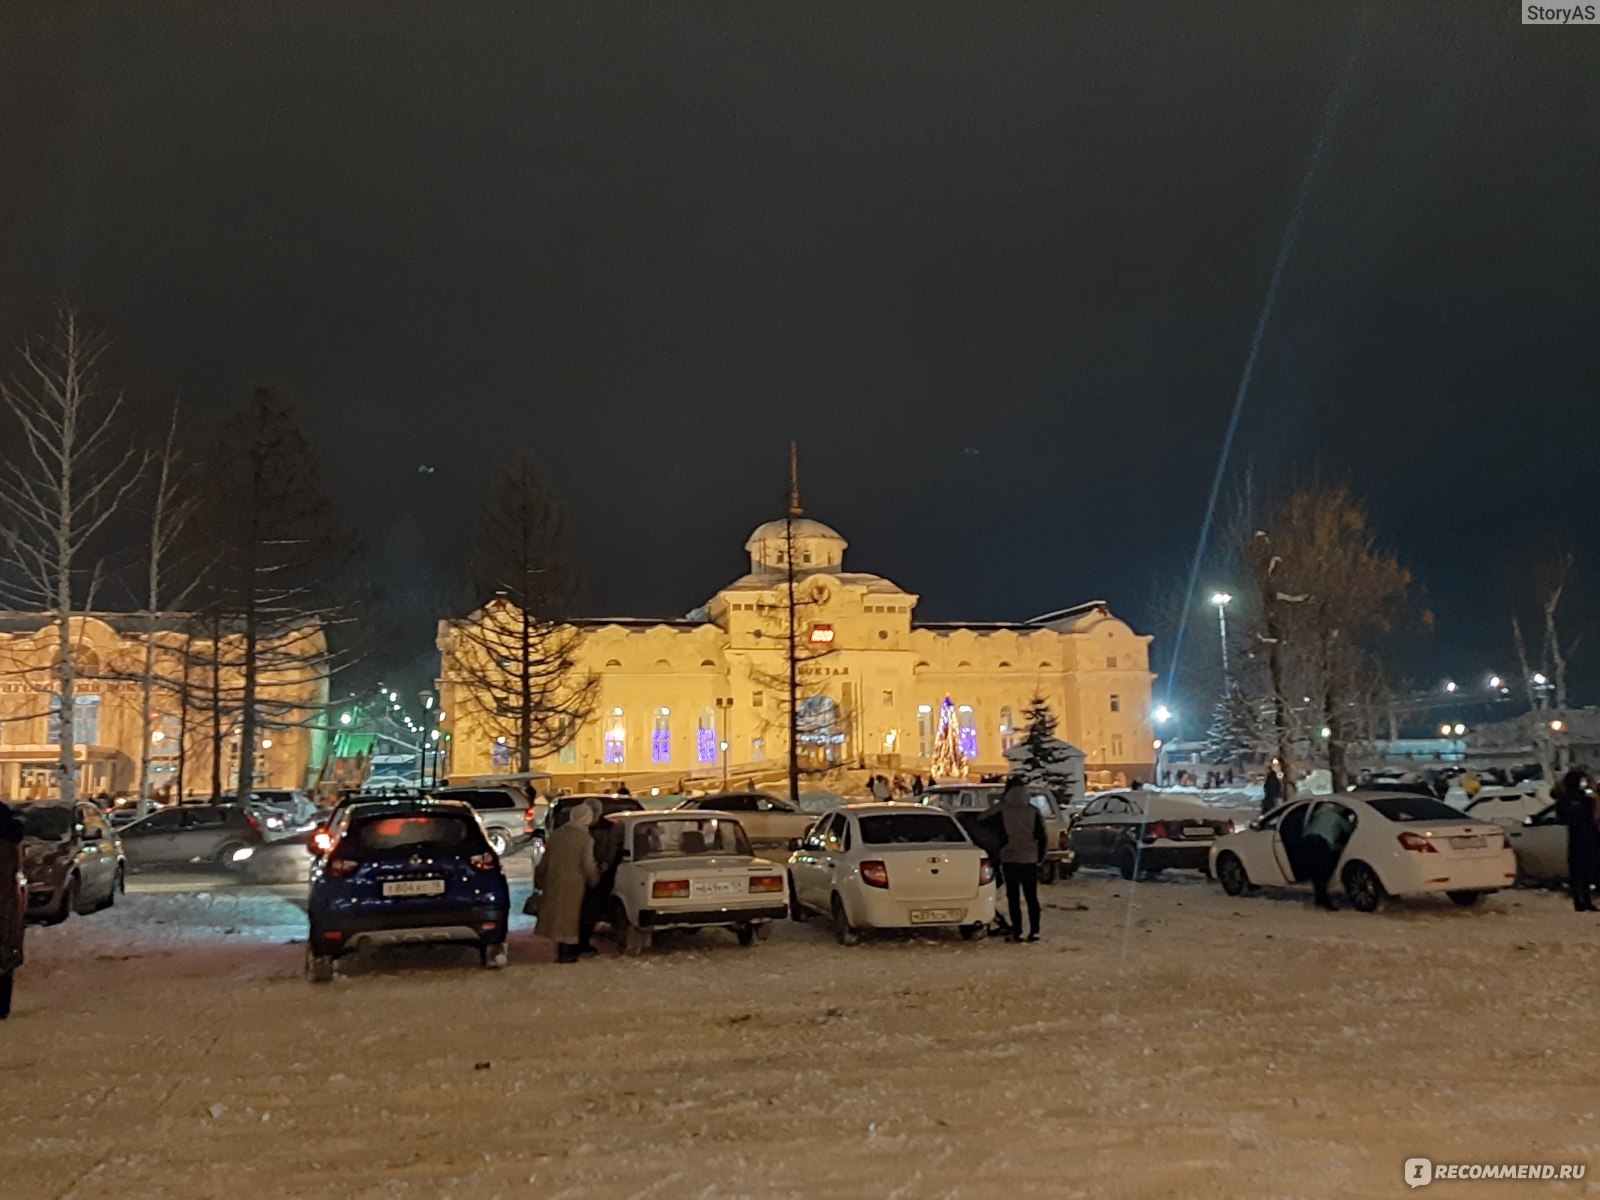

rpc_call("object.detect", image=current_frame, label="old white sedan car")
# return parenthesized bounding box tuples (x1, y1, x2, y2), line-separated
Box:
(606, 812, 788, 954)
(786, 804, 996, 944)
(1210, 792, 1517, 912)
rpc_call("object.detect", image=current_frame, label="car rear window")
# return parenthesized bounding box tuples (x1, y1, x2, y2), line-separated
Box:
(633, 818, 752, 860)
(345, 814, 488, 856)
(441, 790, 518, 811)
(858, 813, 966, 845)
(16, 806, 74, 840)
(1365, 797, 1472, 823)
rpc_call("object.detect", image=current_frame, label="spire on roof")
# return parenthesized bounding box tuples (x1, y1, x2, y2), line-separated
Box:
(788, 440, 803, 518)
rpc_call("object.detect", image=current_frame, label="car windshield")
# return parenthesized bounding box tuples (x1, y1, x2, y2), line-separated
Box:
(858, 813, 966, 845)
(632, 818, 752, 860)
(1365, 796, 1472, 824)
(343, 813, 488, 856)
(15, 805, 74, 840)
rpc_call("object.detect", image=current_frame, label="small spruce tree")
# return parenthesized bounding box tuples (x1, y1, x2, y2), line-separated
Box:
(1016, 695, 1076, 786)
(1204, 684, 1260, 769)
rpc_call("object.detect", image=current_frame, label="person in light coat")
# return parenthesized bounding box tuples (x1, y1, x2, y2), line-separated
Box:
(534, 801, 601, 963)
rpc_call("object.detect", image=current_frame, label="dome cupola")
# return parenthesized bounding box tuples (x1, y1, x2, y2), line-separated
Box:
(744, 517, 847, 575)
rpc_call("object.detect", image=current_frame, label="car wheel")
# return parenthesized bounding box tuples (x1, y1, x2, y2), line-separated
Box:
(1118, 844, 1139, 881)
(610, 898, 651, 956)
(97, 865, 123, 911)
(1447, 890, 1487, 907)
(1216, 852, 1249, 897)
(959, 923, 986, 941)
(214, 841, 247, 867)
(830, 894, 860, 946)
(480, 941, 509, 968)
(39, 875, 77, 925)
(1342, 861, 1386, 913)
(787, 874, 809, 921)
(736, 924, 756, 947)
(0, 973, 12, 1020)
(306, 947, 336, 983)
(487, 829, 510, 857)
(1039, 860, 1058, 885)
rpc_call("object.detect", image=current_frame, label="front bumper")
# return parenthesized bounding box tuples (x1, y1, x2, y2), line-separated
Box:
(637, 903, 788, 929)
(311, 904, 508, 954)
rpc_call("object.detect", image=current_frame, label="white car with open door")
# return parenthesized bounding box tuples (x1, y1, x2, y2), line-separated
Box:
(1210, 792, 1517, 912)
(606, 812, 789, 954)
(786, 804, 996, 944)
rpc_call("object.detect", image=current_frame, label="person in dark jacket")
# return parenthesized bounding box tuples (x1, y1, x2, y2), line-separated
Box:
(993, 775, 1048, 942)
(578, 806, 627, 954)
(965, 805, 1011, 936)
(1262, 762, 1285, 813)
(1554, 768, 1599, 913)
(0, 802, 25, 1019)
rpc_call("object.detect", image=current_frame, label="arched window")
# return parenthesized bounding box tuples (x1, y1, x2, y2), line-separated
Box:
(1000, 705, 1016, 751)
(699, 659, 716, 668)
(652, 708, 671, 764)
(604, 659, 622, 668)
(697, 709, 717, 764)
(958, 705, 978, 760)
(603, 708, 626, 765)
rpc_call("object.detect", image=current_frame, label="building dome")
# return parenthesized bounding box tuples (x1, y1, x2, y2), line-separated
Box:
(744, 517, 848, 575)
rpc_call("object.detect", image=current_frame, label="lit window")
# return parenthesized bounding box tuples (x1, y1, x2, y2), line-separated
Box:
(809, 624, 835, 644)
(652, 710, 671, 764)
(1109, 694, 1121, 713)
(917, 705, 933, 758)
(751, 736, 765, 761)
(958, 705, 978, 760)
(604, 710, 626, 765)
(697, 709, 717, 764)
(48, 695, 101, 745)
(558, 741, 576, 765)
(1000, 705, 1015, 751)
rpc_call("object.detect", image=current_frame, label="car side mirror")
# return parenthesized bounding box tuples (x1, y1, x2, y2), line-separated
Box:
(787, 838, 801, 851)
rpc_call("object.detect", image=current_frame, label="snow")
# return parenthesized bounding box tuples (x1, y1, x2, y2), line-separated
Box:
(3, 870, 1598, 1198)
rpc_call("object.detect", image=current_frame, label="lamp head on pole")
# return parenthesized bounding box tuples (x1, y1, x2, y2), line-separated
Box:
(1210, 592, 1233, 609)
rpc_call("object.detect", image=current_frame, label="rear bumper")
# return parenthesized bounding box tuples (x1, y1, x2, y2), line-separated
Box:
(637, 903, 787, 929)
(851, 887, 996, 930)
(312, 904, 508, 954)
(1131, 842, 1213, 870)
(1382, 854, 1518, 895)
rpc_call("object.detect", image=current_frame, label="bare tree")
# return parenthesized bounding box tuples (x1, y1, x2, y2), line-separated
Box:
(0, 310, 144, 804)
(445, 454, 597, 773)
(1511, 552, 1576, 778)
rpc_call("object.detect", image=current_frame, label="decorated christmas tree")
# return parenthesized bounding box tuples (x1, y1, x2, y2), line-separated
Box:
(930, 695, 967, 779)
(1016, 695, 1078, 787)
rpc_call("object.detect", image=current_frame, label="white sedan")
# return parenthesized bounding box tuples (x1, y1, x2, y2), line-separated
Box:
(606, 812, 789, 953)
(1210, 791, 1517, 912)
(786, 803, 996, 943)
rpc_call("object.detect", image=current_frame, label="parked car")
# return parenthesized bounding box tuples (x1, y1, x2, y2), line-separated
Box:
(672, 792, 816, 846)
(119, 804, 265, 869)
(603, 811, 787, 953)
(1503, 804, 1569, 884)
(1460, 787, 1549, 828)
(787, 803, 996, 944)
(529, 794, 646, 868)
(914, 782, 1077, 882)
(306, 797, 510, 981)
(1210, 792, 1517, 912)
(429, 785, 534, 856)
(245, 789, 319, 832)
(1069, 791, 1234, 879)
(15, 802, 124, 923)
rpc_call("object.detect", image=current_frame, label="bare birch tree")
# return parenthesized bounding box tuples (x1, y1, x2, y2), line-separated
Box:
(0, 310, 144, 804)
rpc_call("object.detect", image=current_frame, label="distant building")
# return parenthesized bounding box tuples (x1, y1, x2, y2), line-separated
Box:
(437, 515, 1156, 789)
(0, 613, 328, 799)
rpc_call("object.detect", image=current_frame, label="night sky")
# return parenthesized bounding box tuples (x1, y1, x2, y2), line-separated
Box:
(2, 3, 1596, 700)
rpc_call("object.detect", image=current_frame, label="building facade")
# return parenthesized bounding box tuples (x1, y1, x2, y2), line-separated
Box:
(438, 517, 1156, 789)
(0, 613, 328, 800)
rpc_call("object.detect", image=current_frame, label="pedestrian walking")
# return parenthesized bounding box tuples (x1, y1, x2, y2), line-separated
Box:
(994, 774, 1047, 942)
(534, 801, 601, 963)
(1554, 768, 1600, 913)
(869, 774, 891, 802)
(1262, 762, 1284, 813)
(578, 803, 626, 955)
(911, 774, 924, 794)
(0, 802, 25, 1019)
(614, 781, 631, 797)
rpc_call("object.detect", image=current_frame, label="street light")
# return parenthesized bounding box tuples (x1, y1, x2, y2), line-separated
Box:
(1488, 675, 1503, 690)
(715, 697, 734, 787)
(1444, 680, 1458, 694)
(339, 711, 353, 726)
(1153, 704, 1174, 725)
(1210, 592, 1233, 677)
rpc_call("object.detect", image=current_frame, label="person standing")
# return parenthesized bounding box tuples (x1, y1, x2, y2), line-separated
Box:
(0, 802, 25, 1019)
(1554, 768, 1599, 913)
(869, 775, 891, 802)
(1262, 762, 1284, 814)
(534, 802, 601, 963)
(994, 774, 1047, 943)
(578, 803, 626, 955)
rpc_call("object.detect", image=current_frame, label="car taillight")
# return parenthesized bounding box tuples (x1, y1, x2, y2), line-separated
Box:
(979, 857, 995, 885)
(524, 805, 538, 828)
(244, 813, 261, 832)
(652, 879, 691, 899)
(748, 875, 784, 893)
(1398, 832, 1438, 853)
(328, 858, 360, 877)
(311, 830, 334, 855)
(860, 860, 890, 889)
(470, 851, 498, 871)
(1144, 822, 1168, 841)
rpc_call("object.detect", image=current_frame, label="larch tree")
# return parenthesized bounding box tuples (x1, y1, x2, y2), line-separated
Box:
(448, 454, 597, 774)
(0, 310, 145, 805)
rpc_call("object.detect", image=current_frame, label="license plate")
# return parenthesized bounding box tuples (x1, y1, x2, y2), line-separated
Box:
(1450, 836, 1486, 850)
(909, 908, 963, 924)
(1182, 827, 1214, 838)
(691, 880, 741, 897)
(383, 879, 445, 897)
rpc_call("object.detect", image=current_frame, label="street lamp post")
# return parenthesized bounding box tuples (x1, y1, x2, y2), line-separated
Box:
(1210, 592, 1233, 678)
(715, 697, 734, 789)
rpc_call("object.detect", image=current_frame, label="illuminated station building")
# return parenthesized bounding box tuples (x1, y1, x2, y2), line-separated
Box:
(437, 516, 1156, 790)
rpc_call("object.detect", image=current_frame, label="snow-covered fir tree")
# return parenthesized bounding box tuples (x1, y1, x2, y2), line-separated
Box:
(1204, 684, 1260, 767)
(1015, 695, 1076, 786)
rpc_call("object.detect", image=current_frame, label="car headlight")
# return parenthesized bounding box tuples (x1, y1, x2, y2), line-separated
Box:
(230, 846, 255, 863)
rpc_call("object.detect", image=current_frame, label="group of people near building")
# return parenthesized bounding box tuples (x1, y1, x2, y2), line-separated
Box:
(530, 798, 625, 964)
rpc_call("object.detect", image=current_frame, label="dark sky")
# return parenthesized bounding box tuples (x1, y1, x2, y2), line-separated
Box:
(2, 2, 1596, 699)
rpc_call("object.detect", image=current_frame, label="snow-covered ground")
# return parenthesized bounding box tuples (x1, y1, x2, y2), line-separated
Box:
(4, 871, 1598, 1199)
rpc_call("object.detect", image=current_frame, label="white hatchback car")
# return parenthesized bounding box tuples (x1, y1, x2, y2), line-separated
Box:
(1210, 791, 1517, 912)
(606, 812, 789, 953)
(786, 804, 996, 943)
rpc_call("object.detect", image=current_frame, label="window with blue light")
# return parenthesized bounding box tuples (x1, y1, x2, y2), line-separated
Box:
(652, 710, 672, 764)
(958, 704, 978, 760)
(604, 710, 625, 765)
(697, 710, 717, 764)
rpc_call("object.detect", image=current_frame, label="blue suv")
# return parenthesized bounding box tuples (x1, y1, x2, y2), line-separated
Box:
(306, 798, 510, 982)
